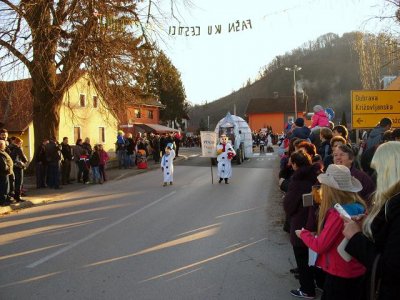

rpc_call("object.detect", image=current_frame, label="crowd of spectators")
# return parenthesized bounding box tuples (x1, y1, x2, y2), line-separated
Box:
(0, 128, 193, 207)
(278, 111, 400, 299)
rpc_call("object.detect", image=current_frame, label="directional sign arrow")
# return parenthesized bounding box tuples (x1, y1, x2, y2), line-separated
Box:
(356, 117, 364, 124)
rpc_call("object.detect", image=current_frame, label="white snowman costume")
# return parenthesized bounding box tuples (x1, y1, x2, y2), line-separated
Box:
(216, 142, 236, 180)
(161, 149, 175, 183)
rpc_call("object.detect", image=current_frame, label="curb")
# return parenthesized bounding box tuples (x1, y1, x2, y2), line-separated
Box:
(0, 155, 188, 216)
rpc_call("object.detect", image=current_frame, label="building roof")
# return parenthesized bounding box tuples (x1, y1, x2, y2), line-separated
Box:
(131, 94, 165, 108)
(0, 78, 33, 132)
(134, 123, 179, 133)
(0, 75, 163, 132)
(385, 76, 400, 90)
(245, 97, 307, 115)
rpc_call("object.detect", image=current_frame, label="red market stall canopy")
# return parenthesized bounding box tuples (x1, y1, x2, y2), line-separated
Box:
(134, 123, 179, 133)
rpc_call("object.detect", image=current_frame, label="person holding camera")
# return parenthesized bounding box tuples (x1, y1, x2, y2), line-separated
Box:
(296, 164, 367, 300)
(283, 150, 322, 298)
(8, 137, 28, 202)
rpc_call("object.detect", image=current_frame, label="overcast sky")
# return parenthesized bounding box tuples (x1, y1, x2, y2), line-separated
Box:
(156, 0, 393, 105)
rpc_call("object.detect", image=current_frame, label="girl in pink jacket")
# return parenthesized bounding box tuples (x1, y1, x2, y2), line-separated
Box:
(296, 164, 367, 300)
(311, 105, 330, 132)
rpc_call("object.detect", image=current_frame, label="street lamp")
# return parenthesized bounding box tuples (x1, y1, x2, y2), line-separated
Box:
(285, 65, 302, 118)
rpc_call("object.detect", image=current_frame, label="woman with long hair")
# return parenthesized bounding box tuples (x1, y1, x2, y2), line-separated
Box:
(343, 141, 400, 299)
(284, 150, 322, 298)
(297, 164, 367, 300)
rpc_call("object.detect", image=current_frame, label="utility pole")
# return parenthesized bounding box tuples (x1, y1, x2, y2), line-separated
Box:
(285, 65, 302, 118)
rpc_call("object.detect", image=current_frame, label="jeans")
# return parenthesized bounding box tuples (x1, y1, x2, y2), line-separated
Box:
(13, 167, 24, 199)
(76, 161, 84, 182)
(117, 150, 126, 168)
(35, 162, 46, 188)
(99, 164, 106, 181)
(0, 175, 9, 203)
(47, 162, 60, 188)
(92, 166, 100, 183)
(61, 159, 71, 184)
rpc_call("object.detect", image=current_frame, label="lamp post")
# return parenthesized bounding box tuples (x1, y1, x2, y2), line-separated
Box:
(285, 65, 302, 118)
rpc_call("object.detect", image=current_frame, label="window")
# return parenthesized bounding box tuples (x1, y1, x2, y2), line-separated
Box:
(147, 110, 153, 119)
(93, 95, 98, 108)
(74, 127, 81, 142)
(134, 109, 141, 118)
(80, 94, 86, 107)
(99, 127, 105, 143)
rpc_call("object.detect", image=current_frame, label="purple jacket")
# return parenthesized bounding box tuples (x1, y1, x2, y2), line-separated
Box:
(284, 163, 321, 247)
(350, 165, 376, 207)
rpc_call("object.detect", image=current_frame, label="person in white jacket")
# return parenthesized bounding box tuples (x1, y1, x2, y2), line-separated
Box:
(161, 143, 175, 186)
(216, 134, 236, 184)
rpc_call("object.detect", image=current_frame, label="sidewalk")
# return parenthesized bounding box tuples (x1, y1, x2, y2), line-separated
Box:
(0, 154, 188, 215)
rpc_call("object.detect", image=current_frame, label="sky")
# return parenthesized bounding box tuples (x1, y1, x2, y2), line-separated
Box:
(155, 0, 393, 105)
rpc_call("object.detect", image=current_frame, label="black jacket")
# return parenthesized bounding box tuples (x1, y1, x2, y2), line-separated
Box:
(9, 144, 28, 168)
(346, 191, 400, 300)
(283, 163, 321, 247)
(45, 141, 61, 163)
(61, 143, 73, 161)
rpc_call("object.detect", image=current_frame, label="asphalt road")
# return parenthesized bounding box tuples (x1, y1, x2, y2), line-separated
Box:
(0, 149, 305, 300)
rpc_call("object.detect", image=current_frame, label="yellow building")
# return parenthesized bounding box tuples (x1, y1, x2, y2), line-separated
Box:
(0, 74, 118, 161)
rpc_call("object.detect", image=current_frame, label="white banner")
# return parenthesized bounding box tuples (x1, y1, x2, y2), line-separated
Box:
(200, 131, 217, 157)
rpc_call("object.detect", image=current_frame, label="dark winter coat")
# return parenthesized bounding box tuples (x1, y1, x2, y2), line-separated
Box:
(283, 163, 321, 247)
(82, 142, 92, 156)
(366, 126, 386, 150)
(290, 126, 311, 140)
(346, 191, 400, 300)
(45, 141, 61, 164)
(35, 144, 47, 164)
(89, 151, 100, 167)
(61, 143, 73, 161)
(9, 144, 28, 168)
(317, 140, 332, 161)
(350, 165, 376, 207)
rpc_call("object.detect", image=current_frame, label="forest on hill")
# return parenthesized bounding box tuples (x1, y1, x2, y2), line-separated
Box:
(188, 31, 396, 132)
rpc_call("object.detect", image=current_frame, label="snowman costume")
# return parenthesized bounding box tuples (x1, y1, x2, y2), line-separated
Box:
(216, 135, 236, 183)
(161, 147, 175, 184)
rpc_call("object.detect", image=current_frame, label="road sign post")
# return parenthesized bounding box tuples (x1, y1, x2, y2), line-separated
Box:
(200, 131, 217, 184)
(351, 90, 400, 128)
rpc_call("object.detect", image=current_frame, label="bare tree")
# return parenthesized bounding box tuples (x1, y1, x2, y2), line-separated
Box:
(354, 32, 400, 89)
(0, 0, 184, 152)
(353, 1, 400, 89)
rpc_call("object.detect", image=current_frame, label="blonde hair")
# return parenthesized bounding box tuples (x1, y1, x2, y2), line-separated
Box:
(363, 142, 400, 239)
(318, 184, 365, 234)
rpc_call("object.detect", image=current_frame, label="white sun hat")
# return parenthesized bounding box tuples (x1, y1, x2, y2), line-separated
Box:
(317, 164, 362, 192)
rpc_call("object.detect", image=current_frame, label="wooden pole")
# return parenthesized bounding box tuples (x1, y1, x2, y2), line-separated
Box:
(211, 159, 214, 184)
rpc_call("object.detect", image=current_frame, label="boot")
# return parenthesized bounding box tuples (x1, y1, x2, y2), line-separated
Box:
(218, 178, 223, 184)
(224, 178, 229, 184)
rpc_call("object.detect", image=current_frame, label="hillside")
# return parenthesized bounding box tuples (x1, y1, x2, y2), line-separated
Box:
(188, 32, 365, 132)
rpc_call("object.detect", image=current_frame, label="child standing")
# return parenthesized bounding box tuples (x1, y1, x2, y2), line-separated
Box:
(98, 144, 109, 182)
(79, 149, 90, 184)
(161, 143, 175, 186)
(296, 164, 367, 300)
(311, 105, 330, 132)
(89, 145, 101, 184)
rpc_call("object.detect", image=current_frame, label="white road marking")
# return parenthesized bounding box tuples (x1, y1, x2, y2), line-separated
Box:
(26, 191, 176, 268)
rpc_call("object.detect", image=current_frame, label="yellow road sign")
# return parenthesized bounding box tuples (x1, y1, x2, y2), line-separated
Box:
(351, 90, 400, 128)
